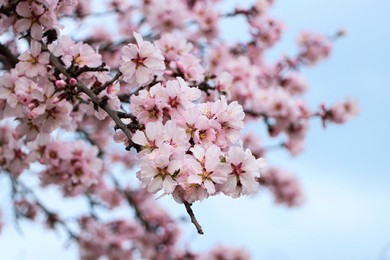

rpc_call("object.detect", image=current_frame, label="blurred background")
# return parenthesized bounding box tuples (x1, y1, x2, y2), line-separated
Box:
(1, 0, 389, 259)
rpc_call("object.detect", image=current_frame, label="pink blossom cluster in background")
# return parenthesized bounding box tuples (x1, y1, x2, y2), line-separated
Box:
(0, 0, 358, 258)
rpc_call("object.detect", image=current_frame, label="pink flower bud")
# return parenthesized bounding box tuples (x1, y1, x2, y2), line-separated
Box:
(55, 80, 67, 89)
(69, 78, 77, 86)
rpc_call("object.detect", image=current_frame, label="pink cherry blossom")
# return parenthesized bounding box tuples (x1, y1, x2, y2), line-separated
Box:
(16, 41, 49, 77)
(222, 146, 265, 198)
(138, 144, 182, 194)
(155, 33, 193, 61)
(132, 121, 165, 153)
(298, 31, 332, 65)
(14, 2, 54, 39)
(187, 145, 229, 195)
(259, 167, 304, 207)
(120, 32, 165, 88)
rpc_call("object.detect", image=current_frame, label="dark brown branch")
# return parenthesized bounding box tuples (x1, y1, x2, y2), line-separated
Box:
(0, 0, 20, 16)
(196, 81, 214, 96)
(74, 63, 108, 77)
(0, 43, 18, 70)
(243, 110, 266, 118)
(48, 51, 134, 149)
(116, 111, 134, 119)
(94, 71, 122, 94)
(118, 93, 131, 103)
(184, 201, 204, 235)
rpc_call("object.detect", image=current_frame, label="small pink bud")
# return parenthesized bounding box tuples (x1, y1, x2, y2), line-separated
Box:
(69, 78, 77, 86)
(55, 80, 67, 89)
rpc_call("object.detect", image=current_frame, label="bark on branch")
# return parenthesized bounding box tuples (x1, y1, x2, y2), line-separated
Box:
(48, 51, 134, 149)
(0, 43, 18, 70)
(184, 201, 204, 235)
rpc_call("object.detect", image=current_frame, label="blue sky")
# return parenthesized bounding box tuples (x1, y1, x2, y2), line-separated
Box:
(1, 0, 390, 259)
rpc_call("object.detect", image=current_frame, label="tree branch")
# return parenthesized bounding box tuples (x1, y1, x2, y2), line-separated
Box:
(74, 63, 108, 77)
(48, 51, 134, 149)
(94, 71, 122, 94)
(184, 201, 204, 235)
(0, 43, 18, 70)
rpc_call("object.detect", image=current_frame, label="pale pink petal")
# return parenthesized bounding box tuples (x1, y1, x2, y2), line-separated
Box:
(211, 168, 228, 184)
(148, 177, 162, 193)
(14, 19, 31, 33)
(16, 2, 32, 17)
(205, 145, 221, 171)
(223, 175, 237, 193)
(204, 180, 216, 194)
(144, 57, 164, 69)
(190, 145, 205, 161)
(187, 174, 202, 185)
(135, 66, 149, 84)
(228, 146, 245, 166)
(167, 160, 181, 174)
(122, 45, 138, 59)
(145, 122, 160, 140)
(163, 176, 176, 194)
(133, 32, 143, 46)
(240, 173, 258, 195)
(139, 42, 155, 57)
(132, 131, 148, 146)
(38, 52, 50, 64)
(30, 40, 42, 56)
(31, 23, 43, 39)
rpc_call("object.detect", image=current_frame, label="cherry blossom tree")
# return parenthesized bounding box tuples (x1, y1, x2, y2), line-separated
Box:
(0, 0, 358, 259)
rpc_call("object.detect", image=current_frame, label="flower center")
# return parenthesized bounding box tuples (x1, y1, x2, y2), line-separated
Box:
(131, 55, 147, 69)
(148, 106, 159, 119)
(231, 163, 243, 175)
(199, 130, 207, 140)
(74, 54, 82, 65)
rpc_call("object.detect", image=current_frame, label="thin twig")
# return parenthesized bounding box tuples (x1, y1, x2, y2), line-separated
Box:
(94, 71, 122, 94)
(184, 201, 204, 235)
(0, 43, 18, 69)
(48, 51, 134, 149)
(74, 63, 108, 77)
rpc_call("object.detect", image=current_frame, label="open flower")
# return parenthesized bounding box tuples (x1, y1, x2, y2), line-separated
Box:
(222, 146, 265, 197)
(17, 41, 49, 78)
(120, 32, 165, 88)
(138, 144, 182, 194)
(187, 145, 229, 195)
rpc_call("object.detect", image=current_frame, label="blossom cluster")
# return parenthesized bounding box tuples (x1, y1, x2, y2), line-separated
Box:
(36, 139, 104, 196)
(259, 167, 304, 207)
(121, 76, 265, 202)
(0, 124, 33, 177)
